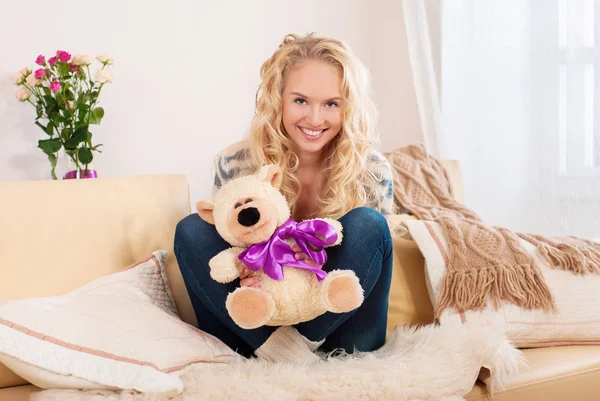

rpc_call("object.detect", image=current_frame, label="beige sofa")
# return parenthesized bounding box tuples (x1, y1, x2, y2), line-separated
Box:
(1, 163, 600, 401)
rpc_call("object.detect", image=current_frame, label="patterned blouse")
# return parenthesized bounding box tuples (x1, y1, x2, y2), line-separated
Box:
(211, 141, 394, 216)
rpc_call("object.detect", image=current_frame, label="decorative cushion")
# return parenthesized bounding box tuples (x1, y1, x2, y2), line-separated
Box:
(0, 251, 238, 394)
(405, 220, 600, 348)
(387, 235, 435, 331)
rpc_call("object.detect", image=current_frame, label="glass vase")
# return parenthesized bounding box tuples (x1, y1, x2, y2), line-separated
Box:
(61, 151, 98, 180)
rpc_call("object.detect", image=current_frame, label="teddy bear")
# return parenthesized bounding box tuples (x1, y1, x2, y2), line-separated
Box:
(196, 164, 364, 330)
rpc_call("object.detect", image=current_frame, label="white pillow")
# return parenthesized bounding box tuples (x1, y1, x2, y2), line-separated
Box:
(404, 220, 600, 348)
(0, 250, 238, 394)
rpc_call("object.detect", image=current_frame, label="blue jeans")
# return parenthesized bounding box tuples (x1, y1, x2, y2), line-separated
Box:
(173, 206, 393, 358)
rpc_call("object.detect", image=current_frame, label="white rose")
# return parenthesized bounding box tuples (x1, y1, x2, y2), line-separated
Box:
(12, 72, 24, 85)
(26, 73, 39, 87)
(16, 87, 31, 101)
(96, 54, 114, 65)
(95, 69, 112, 83)
(72, 54, 93, 66)
(12, 67, 31, 85)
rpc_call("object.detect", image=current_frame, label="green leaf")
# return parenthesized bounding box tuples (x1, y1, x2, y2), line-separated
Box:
(55, 94, 65, 110)
(43, 95, 57, 108)
(35, 121, 47, 133)
(78, 146, 93, 164)
(64, 126, 88, 150)
(58, 63, 70, 77)
(89, 107, 104, 124)
(48, 153, 58, 180)
(46, 121, 55, 136)
(43, 87, 52, 97)
(61, 127, 73, 141)
(38, 138, 62, 155)
(65, 89, 75, 101)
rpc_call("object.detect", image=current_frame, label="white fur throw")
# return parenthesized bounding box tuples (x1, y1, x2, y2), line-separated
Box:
(31, 323, 524, 401)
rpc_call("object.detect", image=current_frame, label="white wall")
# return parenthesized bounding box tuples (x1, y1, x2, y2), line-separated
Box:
(1, 0, 385, 204)
(369, 0, 441, 152)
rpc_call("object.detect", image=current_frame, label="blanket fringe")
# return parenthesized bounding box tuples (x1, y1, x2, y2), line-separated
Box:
(434, 263, 557, 319)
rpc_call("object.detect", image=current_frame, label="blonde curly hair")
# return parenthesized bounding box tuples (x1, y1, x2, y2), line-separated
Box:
(245, 32, 384, 220)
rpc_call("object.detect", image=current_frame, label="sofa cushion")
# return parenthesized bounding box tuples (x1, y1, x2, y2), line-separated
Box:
(466, 345, 600, 401)
(0, 251, 237, 394)
(0, 363, 26, 389)
(0, 174, 195, 325)
(387, 236, 434, 330)
(0, 175, 197, 388)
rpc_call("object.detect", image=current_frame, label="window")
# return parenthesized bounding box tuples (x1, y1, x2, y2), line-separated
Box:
(558, 0, 600, 176)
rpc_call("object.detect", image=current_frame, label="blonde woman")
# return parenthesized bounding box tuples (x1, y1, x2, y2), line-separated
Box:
(174, 33, 394, 365)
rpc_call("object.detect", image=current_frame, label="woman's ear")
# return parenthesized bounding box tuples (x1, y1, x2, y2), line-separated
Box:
(259, 164, 283, 188)
(196, 200, 215, 225)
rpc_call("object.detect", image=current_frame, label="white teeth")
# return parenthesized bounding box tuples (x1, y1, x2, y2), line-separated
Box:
(300, 127, 324, 137)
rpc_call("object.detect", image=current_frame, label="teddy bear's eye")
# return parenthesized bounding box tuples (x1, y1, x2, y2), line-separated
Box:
(244, 198, 253, 204)
(234, 202, 243, 209)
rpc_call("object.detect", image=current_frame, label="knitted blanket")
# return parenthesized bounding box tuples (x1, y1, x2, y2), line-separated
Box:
(383, 144, 600, 318)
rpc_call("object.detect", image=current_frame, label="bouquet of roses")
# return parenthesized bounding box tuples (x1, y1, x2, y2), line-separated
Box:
(13, 50, 114, 179)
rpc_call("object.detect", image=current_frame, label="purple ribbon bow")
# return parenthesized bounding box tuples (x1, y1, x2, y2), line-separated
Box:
(238, 218, 339, 281)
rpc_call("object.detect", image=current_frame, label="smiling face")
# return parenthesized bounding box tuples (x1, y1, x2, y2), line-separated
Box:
(281, 60, 344, 161)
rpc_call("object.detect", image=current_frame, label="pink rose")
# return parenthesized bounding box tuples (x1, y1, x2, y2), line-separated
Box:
(34, 68, 45, 79)
(36, 55, 46, 65)
(48, 57, 57, 66)
(50, 80, 61, 93)
(56, 50, 71, 63)
(70, 64, 79, 72)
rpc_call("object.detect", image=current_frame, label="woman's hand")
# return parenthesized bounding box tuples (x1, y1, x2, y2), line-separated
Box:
(240, 267, 262, 288)
(292, 245, 323, 269)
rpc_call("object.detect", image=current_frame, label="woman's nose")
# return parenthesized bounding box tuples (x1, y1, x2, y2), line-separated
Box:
(307, 106, 324, 127)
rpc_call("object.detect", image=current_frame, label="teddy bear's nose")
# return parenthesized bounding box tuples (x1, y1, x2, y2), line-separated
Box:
(237, 207, 261, 227)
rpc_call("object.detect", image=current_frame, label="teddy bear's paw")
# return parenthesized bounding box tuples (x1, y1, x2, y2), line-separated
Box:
(209, 248, 245, 283)
(320, 270, 364, 313)
(226, 287, 275, 329)
(317, 218, 343, 246)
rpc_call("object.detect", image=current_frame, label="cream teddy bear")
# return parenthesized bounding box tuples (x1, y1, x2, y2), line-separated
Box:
(196, 164, 364, 330)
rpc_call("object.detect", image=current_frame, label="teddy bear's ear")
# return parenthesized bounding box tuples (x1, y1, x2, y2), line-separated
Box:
(196, 200, 216, 225)
(259, 164, 283, 189)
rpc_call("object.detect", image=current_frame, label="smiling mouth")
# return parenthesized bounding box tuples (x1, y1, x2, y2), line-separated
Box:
(299, 126, 327, 138)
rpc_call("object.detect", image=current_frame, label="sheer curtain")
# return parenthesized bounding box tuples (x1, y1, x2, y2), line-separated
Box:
(440, 0, 600, 238)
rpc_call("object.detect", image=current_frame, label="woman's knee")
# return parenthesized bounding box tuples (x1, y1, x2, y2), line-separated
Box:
(173, 213, 228, 280)
(340, 207, 392, 250)
(175, 213, 214, 248)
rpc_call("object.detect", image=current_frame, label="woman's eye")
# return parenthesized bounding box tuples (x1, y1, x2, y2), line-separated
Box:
(326, 101, 338, 108)
(234, 202, 242, 209)
(294, 98, 307, 105)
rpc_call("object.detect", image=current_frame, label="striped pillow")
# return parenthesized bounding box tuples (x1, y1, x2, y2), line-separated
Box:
(0, 251, 237, 394)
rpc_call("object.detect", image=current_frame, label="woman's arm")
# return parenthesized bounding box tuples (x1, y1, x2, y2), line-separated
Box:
(366, 150, 395, 216)
(378, 158, 394, 216)
(211, 141, 254, 195)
